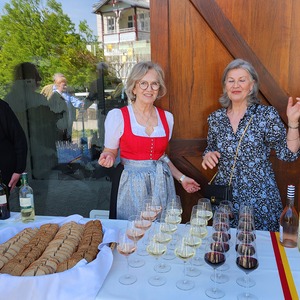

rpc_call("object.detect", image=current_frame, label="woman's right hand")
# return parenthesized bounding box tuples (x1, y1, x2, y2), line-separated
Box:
(201, 151, 221, 170)
(98, 151, 115, 168)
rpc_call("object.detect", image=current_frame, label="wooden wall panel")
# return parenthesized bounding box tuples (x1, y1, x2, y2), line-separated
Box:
(151, 0, 300, 220)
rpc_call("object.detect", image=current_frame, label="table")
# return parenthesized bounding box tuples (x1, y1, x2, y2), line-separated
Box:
(99, 219, 299, 300)
(0, 214, 299, 300)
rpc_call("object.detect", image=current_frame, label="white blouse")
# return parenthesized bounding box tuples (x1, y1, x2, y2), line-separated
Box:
(104, 105, 174, 149)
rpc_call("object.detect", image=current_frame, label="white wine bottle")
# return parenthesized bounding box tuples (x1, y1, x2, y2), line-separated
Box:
(279, 185, 298, 248)
(0, 170, 10, 220)
(19, 172, 35, 222)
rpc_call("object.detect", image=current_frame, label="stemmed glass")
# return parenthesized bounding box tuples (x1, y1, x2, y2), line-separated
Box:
(159, 209, 177, 260)
(219, 200, 234, 220)
(141, 196, 160, 222)
(211, 207, 231, 283)
(117, 229, 137, 285)
(197, 198, 213, 224)
(236, 204, 256, 287)
(189, 205, 208, 266)
(204, 232, 227, 298)
(174, 235, 196, 290)
(235, 229, 256, 287)
(146, 223, 168, 286)
(182, 222, 202, 277)
(236, 239, 259, 300)
(164, 197, 182, 250)
(126, 214, 147, 267)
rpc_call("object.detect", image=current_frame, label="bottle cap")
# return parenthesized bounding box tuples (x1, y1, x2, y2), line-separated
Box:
(287, 185, 295, 198)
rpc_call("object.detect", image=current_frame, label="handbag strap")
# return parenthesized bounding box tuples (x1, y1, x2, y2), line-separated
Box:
(209, 107, 256, 186)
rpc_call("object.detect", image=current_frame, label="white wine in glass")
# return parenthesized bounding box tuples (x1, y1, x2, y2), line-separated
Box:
(174, 236, 196, 290)
(146, 239, 167, 286)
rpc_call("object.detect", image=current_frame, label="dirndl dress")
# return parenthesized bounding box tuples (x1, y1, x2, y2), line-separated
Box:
(110, 106, 176, 220)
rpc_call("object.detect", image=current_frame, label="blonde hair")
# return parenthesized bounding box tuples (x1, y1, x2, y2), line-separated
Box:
(53, 73, 67, 85)
(125, 61, 167, 102)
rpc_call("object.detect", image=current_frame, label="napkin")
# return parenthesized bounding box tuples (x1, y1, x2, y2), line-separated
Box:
(0, 214, 116, 300)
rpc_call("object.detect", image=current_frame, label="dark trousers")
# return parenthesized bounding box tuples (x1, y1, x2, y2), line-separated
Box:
(109, 163, 124, 219)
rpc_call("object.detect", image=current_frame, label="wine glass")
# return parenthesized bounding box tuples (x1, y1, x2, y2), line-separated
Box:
(197, 198, 213, 224)
(159, 209, 177, 260)
(126, 214, 146, 267)
(141, 197, 158, 222)
(219, 200, 234, 220)
(146, 223, 168, 286)
(168, 195, 183, 215)
(238, 204, 255, 231)
(212, 207, 231, 278)
(165, 198, 182, 250)
(235, 229, 256, 288)
(149, 195, 163, 219)
(236, 239, 259, 299)
(189, 205, 208, 266)
(152, 218, 172, 272)
(117, 228, 137, 285)
(204, 233, 227, 298)
(210, 228, 230, 284)
(174, 235, 196, 290)
(182, 222, 202, 277)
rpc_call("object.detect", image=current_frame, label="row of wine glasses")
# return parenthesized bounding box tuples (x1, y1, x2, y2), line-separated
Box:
(235, 204, 259, 300)
(116, 197, 259, 299)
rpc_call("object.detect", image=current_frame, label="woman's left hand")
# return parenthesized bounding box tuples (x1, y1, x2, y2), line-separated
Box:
(181, 177, 201, 193)
(286, 97, 300, 124)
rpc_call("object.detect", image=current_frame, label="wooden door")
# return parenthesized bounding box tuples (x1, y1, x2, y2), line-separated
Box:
(150, 0, 300, 222)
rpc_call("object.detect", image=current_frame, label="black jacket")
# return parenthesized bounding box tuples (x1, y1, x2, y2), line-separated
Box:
(0, 100, 27, 186)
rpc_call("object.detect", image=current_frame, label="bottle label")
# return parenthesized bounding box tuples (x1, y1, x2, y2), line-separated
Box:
(279, 225, 283, 243)
(20, 197, 32, 208)
(0, 194, 7, 205)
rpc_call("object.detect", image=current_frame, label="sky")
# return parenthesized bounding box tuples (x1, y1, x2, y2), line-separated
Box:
(0, 0, 98, 36)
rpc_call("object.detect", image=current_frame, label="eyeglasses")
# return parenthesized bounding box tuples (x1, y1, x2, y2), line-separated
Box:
(138, 81, 160, 91)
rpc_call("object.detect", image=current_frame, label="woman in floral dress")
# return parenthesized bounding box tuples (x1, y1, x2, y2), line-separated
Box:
(202, 59, 300, 231)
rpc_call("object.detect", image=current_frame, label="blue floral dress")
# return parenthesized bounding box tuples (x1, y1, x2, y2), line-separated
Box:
(203, 104, 299, 231)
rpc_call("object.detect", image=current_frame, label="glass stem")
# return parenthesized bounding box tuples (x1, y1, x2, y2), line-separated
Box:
(126, 256, 130, 275)
(183, 261, 187, 283)
(245, 273, 250, 296)
(213, 268, 217, 293)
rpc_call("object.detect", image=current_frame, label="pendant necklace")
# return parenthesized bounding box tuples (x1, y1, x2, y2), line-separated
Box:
(133, 104, 155, 136)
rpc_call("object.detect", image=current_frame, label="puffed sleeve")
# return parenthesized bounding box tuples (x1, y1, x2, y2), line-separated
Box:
(164, 110, 174, 140)
(104, 108, 124, 149)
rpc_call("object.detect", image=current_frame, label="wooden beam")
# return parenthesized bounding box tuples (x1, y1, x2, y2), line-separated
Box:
(190, 0, 289, 123)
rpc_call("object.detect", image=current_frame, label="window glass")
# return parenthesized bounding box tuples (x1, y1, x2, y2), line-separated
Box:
(0, 0, 150, 219)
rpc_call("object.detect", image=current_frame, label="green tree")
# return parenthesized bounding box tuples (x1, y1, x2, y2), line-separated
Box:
(0, 0, 103, 97)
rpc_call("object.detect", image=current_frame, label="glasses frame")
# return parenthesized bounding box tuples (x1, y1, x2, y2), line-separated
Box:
(138, 80, 160, 91)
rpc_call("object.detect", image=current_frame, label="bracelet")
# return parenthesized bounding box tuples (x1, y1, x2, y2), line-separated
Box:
(178, 175, 186, 184)
(286, 137, 300, 141)
(288, 124, 299, 129)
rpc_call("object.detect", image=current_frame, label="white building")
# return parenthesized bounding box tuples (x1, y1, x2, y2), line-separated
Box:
(93, 0, 150, 81)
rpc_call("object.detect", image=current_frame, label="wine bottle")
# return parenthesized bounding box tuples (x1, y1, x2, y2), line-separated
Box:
(19, 172, 35, 222)
(279, 185, 298, 248)
(0, 170, 10, 220)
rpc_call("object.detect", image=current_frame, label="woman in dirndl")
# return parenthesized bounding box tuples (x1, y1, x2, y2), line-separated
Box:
(98, 61, 200, 219)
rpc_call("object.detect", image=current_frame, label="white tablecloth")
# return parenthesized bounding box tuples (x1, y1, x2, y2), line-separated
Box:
(1, 215, 299, 300)
(98, 219, 300, 300)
